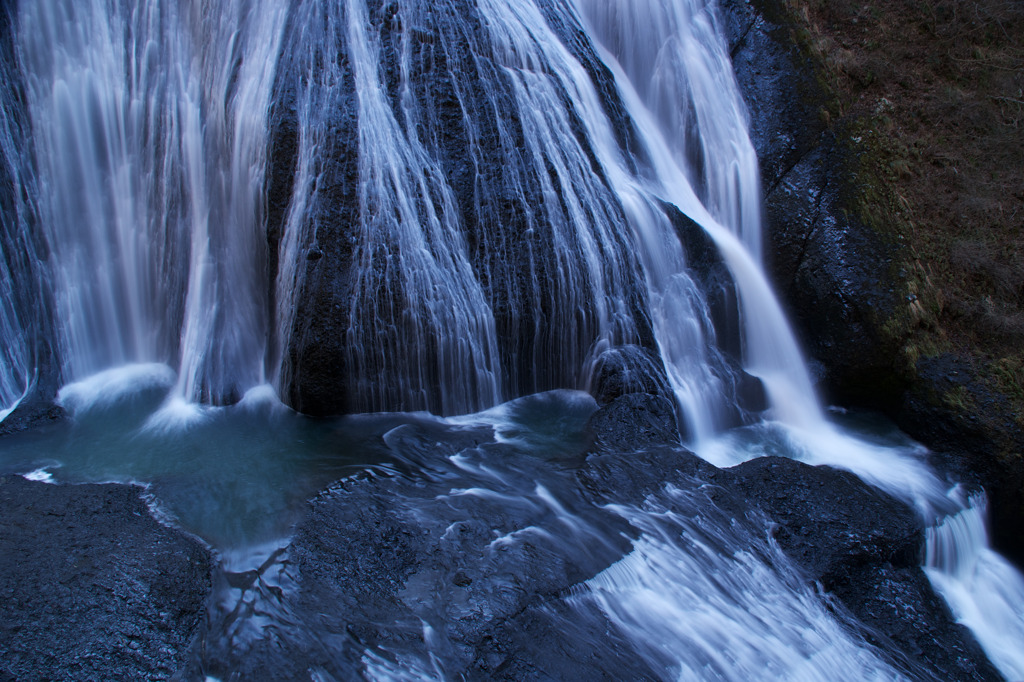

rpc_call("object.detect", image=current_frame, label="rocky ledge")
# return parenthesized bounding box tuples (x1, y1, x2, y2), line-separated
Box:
(187, 392, 1000, 680)
(0, 475, 214, 682)
(0, 391, 1003, 679)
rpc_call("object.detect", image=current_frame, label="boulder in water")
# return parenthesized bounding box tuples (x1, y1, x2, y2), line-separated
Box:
(588, 345, 673, 406)
(728, 456, 922, 583)
(725, 456, 1002, 682)
(585, 393, 682, 453)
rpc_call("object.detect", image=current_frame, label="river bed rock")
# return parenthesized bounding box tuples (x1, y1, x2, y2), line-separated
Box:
(189, 394, 1001, 679)
(0, 475, 213, 681)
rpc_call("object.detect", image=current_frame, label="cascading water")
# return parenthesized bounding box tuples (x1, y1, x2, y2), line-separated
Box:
(271, 0, 655, 415)
(273, 0, 508, 416)
(578, 5, 1024, 676)
(925, 492, 1024, 679)
(578, 0, 763, 259)
(0, 9, 37, 422)
(1, 0, 1023, 679)
(0, 163, 31, 423)
(14, 0, 284, 410)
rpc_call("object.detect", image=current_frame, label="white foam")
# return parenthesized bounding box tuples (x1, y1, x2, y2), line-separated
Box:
(57, 363, 176, 415)
(237, 383, 284, 409)
(141, 395, 211, 433)
(22, 466, 59, 483)
(779, 422, 947, 512)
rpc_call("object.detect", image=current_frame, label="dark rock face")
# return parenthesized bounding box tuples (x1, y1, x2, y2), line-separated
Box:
(0, 400, 66, 438)
(729, 456, 923, 583)
(720, 0, 827, 198)
(762, 130, 913, 410)
(0, 475, 213, 681)
(588, 345, 673, 406)
(266, 3, 361, 418)
(720, 0, 913, 410)
(269, 0, 658, 417)
(831, 564, 1004, 682)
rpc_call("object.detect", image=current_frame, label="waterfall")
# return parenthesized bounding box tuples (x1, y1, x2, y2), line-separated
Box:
(4, 0, 795, 426)
(13, 0, 284, 409)
(2, 0, 1024, 678)
(578, 0, 762, 259)
(272, 0, 507, 415)
(0, 6, 36, 422)
(272, 0, 652, 414)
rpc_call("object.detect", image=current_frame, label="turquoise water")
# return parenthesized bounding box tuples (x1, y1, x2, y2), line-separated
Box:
(0, 375, 599, 553)
(0, 379, 383, 550)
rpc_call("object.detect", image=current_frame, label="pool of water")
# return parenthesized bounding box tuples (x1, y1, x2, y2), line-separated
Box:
(0, 368, 602, 554)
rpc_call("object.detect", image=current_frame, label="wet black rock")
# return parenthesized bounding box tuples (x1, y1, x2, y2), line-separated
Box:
(193, 425, 643, 680)
(577, 446, 718, 508)
(830, 564, 1004, 682)
(725, 456, 1001, 682)
(720, 0, 912, 411)
(0, 475, 213, 681)
(585, 393, 681, 453)
(0, 399, 66, 437)
(588, 345, 673, 406)
(728, 457, 922, 583)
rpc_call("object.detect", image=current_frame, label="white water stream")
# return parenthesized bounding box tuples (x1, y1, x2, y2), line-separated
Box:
(580, 0, 1024, 677)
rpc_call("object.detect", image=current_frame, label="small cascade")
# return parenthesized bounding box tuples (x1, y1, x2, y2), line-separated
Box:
(573, 0, 820, 442)
(577, 0, 762, 258)
(925, 493, 1024, 679)
(576, 487, 907, 681)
